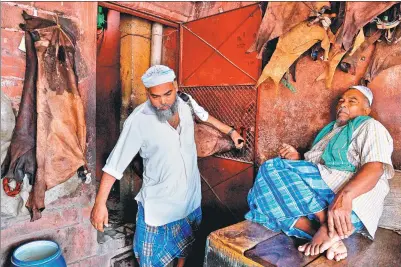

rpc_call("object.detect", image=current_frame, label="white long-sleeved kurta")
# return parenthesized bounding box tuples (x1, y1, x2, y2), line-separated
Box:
(103, 97, 209, 226)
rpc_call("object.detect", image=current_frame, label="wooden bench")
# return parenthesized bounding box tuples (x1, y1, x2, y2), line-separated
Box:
(204, 220, 401, 266)
(204, 171, 401, 266)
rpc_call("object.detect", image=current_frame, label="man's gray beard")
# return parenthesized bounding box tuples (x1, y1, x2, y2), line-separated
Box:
(151, 97, 179, 122)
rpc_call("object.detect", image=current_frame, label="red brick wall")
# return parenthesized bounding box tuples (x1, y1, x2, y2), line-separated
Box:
(0, 1, 105, 266)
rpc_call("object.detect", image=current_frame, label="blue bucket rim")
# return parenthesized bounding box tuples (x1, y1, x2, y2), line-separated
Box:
(11, 240, 62, 266)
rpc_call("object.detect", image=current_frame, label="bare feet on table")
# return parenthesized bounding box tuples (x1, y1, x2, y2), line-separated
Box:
(326, 240, 348, 261)
(298, 222, 340, 256)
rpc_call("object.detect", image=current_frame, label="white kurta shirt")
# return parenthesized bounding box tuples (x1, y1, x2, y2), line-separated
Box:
(305, 119, 394, 238)
(103, 97, 209, 226)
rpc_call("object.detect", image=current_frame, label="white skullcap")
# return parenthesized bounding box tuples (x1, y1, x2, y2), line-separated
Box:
(141, 65, 176, 88)
(349, 85, 373, 106)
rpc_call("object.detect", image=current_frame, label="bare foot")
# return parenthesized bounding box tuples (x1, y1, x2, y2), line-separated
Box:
(298, 223, 340, 256)
(326, 240, 347, 261)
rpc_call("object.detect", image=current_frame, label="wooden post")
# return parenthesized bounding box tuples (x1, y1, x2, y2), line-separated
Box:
(119, 15, 151, 222)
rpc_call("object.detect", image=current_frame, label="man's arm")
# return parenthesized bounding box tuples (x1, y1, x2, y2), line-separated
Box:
(205, 115, 245, 149)
(328, 162, 384, 239)
(182, 92, 244, 149)
(90, 172, 117, 232)
(90, 115, 143, 232)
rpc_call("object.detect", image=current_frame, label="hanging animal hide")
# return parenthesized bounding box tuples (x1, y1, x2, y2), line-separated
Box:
(256, 21, 330, 88)
(364, 26, 401, 83)
(315, 43, 347, 89)
(247, 2, 330, 59)
(335, 2, 397, 50)
(316, 28, 369, 88)
(194, 123, 235, 158)
(340, 31, 382, 75)
(15, 12, 88, 221)
(1, 30, 37, 188)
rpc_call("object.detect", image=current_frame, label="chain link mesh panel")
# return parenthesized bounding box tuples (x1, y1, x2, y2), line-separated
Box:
(181, 85, 257, 163)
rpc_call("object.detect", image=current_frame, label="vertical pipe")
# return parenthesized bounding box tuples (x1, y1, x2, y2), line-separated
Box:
(150, 22, 163, 66)
(179, 24, 184, 85)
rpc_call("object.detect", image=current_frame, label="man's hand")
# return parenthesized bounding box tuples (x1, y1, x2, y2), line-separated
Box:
(90, 202, 109, 232)
(328, 191, 353, 239)
(278, 143, 301, 160)
(230, 130, 245, 149)
(327, 162, 384, 239)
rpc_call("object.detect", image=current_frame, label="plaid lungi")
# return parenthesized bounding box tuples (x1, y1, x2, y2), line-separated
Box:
(134, 202, 202, 267)
(245, 157, 364, 239)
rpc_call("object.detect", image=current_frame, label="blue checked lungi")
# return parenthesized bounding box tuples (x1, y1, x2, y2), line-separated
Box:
(245, 157, 364, 240)
(134, 202, 202, 267)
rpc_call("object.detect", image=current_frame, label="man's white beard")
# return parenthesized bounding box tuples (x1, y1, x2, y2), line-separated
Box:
(151, 97, 179, 122)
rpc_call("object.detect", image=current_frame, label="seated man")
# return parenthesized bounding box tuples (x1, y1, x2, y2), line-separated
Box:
(246, 86, 394, 261)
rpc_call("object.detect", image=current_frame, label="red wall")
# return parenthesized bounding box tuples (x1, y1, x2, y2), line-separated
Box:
(96, 10, 121, 180)
(162, 26, 179, 75)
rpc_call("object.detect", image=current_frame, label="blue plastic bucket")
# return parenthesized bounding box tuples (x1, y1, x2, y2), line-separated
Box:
(11, 240, 66, 267)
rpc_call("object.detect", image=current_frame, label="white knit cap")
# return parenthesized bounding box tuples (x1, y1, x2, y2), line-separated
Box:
(350, 85, 373, 106)
(141, 65, 176, 88)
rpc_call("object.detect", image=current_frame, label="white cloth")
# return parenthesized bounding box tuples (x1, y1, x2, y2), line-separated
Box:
(305, 119, 394, 238)
(186, 93, 209, 121)
(103, 97, 208, 226)
(350, 85, 373, 106)
(141, 65, 176, 88)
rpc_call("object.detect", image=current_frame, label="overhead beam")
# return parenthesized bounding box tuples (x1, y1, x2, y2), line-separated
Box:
(99, 1, 180, 28)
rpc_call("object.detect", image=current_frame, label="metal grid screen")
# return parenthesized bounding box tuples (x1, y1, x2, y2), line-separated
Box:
(181, 85, 257, 163)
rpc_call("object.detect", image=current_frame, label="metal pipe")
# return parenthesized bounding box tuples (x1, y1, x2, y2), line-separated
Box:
(150, 22, 163, 66)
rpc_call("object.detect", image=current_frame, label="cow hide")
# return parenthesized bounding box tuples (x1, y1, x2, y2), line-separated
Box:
(13, 12, 88, 221)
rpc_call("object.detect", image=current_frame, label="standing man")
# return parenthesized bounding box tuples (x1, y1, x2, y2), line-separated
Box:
(91, 65, 244, 267)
